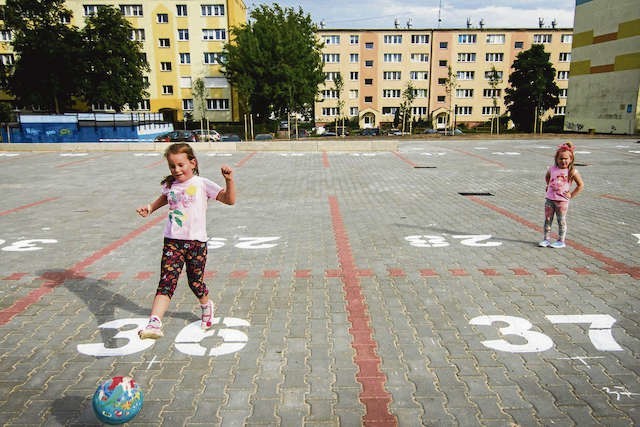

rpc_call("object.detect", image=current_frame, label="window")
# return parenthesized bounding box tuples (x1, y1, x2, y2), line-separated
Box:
(323, 53, 340, 63)
(483, 88, 501, 98)
(204, 52, 224, 64)
(322, 90, 339, 99)
(350, 71, 359, 80)
(179, 53, 191, 64)
(514, 41, 524, 49)
(207, 99, 230, 110)
(130, 29, 145, 41)
(458, 34, 477, 44)
(349, 107, 359, 116)
(160, 61, 172, 71)
(439, 60, 447, 66)
(456, 89, 474, 98)
(350, 53, 359, 63)
(120, 5, 143, 16)
(324, 71, 340, 81)
(439, 41, 448, 48)
(410, 71, 428, 80)
(365, 42, 374, 49)
(412, 106, 428, 115)
(484, 70, 503, 80)
(138, 99, 150, 110)
(410, 53, 429, 63)
(485, 53, 504, 62)
(486, 34, 505, 44)
(382, 107, 398, 115)
(159, 38, 170, 48)
(183, 99, 194, 110)
(178, 29, 189, 41)
(202, 29, 226, 40)
(561, 34, 572, 44)
(559, 88, 568, 98)
(383, 53, 402, 63)
(482, 106, 500, 115)
(0, 30, 12, 42)
(411, 34, 429, 44)
(557, 71, 569, 80)
(322, 107, 338, 116)
(83, 5, 103, 16)
(157, 13, 169, 23)
(437, 78, 447, 85)
(364, 96, 373, 103)
(162, 85, 173, 95)
(533, 34, 552, 43)
(554, 106, 566, 115)
(324, 35, 340, 44)
(176, 4, 187, 16)
(364, 78, 373, 85)
(383, 71, 402, 80)
(457, 71, 475, 80)
(412, 89, 427, 98)
(0, 54, 14, 65)
(559, 52, 571, 62)
(455, 106, 472, 115)
(437, 95, 446, 102)
(457, 53, 476, 62)
(382, 89, 401, 98)
(383, 35, 402, 44)
(364, 60, 373, 67)
(179, 77, 192, 88)
(350, 35, 359, 44)
(349, 90, 358, 99)
(60, 14, 71, 24)
(201, 4, 225, 16)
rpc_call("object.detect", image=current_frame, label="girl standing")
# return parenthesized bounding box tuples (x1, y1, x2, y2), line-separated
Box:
(136, 143, 235, 339)
(539, 142, 584, 248)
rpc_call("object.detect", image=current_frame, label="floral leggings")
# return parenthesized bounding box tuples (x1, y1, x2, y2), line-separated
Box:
(157, 238, 209, 299)
(544, 198, 569, 242)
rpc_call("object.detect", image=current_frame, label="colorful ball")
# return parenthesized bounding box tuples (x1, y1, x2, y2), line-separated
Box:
(92, 376, 143, 425)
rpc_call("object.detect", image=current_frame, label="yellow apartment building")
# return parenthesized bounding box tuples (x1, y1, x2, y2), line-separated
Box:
(317, 27, 574, 130)
(0, 0, 246, 122)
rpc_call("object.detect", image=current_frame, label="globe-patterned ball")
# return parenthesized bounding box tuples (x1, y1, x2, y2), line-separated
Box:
(92, 376, 143, 424)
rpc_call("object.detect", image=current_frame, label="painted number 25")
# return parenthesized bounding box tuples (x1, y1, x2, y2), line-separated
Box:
(470, 314, 623, 353)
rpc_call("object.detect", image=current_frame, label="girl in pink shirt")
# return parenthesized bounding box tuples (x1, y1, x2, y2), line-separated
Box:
(539, 142, 584, 248)
(136, 143, 235, 339)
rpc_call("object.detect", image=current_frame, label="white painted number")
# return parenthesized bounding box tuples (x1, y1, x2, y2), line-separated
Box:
(77, 318, 154, 357)
(546, 314, 623, 351)
(207, 236, 280, 250)
(406, 234, 502, 248)
(405, 235, 449, 248)
(633, 234, 640, 245)
(452, 235, 502, 247)
(1, 239, 58, 252)
(470, 315, 554, 353)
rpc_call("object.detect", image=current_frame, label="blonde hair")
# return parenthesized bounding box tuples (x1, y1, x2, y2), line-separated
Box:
(161, 143, 199, 187)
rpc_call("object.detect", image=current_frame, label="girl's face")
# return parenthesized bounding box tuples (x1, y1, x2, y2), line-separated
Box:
(556, 151, 573, 169)
(166, 152, 197, 183)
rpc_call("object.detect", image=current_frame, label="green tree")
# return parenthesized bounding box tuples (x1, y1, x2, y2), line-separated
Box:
(221, 4, 325, 122)
(192, 78, 207, 130)
(333, 72, 344, 135)
(79, 6, 149, 112)
(399, 81, 416, 134)
(486, 66, 502, 134)
(504, 44, 560, 133)
(443, 66, 458, 135)
(5, 0, 84, 113)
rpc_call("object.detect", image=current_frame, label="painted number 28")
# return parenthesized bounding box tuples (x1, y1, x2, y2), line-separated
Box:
(470, 314, 623, 353)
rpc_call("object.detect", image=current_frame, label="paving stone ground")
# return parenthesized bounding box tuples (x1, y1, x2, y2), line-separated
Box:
(0, 137, 638, 426)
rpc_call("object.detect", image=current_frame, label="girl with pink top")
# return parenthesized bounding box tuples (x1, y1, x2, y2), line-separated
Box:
(136, 143, 236, 339)
(539, 142, 584, 249)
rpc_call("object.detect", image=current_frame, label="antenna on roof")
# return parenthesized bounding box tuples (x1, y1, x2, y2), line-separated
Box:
(551, 19, 557, 29)
(406, 18, 413, 29)
(538, 17, 544, 28)
(479, 19, 484, 29)
(320, 20, 325, 29)
(437, 0, 443, 28)
(394, 17, 399, 29)
(466, 17, 471, 28)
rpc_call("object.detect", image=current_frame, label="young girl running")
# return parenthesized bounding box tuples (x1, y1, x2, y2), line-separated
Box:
(539, 142, 584, 248)
(136, 143, 235, 339)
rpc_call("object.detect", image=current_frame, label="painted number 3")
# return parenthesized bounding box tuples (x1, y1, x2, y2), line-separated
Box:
(469, 315, 623, 353)
(77, 317, 250, 357)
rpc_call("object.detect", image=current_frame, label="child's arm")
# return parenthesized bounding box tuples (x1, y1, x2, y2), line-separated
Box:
(216, 165, 236, 205)
(544, 170, 550, 191)
(569, 170, 584, 199)
(136, 194, 168, 217)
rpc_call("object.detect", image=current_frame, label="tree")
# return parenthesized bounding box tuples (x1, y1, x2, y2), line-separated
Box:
(79, 6, 149, 112)
(443, 66, 458, 135)
(333, 72, 344, 136)
(399, 81, 416, 134)
(486, 66, 502, 134)
(5, 0, 84, 113)
(504, 44, 560, 133)
(221, 4, 325, 122)
(192, 78, 207, 130)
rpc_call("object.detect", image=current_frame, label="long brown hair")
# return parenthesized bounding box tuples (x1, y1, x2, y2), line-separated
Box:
(161, 143, 199, 187)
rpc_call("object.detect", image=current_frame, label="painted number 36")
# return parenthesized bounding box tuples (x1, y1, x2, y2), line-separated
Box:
(77, 317, 250, 357)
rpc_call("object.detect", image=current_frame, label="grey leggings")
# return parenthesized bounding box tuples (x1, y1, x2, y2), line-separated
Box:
(544, 198, 569, 241)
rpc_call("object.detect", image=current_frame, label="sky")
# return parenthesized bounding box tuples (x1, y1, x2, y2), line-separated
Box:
(251, 1, 576, 29)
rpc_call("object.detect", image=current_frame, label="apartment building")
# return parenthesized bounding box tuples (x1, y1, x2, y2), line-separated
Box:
(317, 27, 573, 130)
(0, 0, 246, 122)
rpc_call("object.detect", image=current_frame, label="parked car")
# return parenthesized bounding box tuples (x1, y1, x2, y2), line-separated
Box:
(423, 128, 438, 134)
(154, 130, 198, 142)
(360, 128, 380, 136)
(387, 128, 403, 136)
(193, 129, 221, 142)
(221, 134, 242, 142)
(254, 133, 273, 141)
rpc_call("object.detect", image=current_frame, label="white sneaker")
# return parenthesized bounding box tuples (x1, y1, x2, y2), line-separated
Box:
(139, 316, 163, 339)
(550, 241, 566, 249)
(538, 239, 551, 247)
(201, 300, 215, 330)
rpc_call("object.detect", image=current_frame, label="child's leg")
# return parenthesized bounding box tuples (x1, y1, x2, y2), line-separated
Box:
(184, 241, 214, 329)
(543, 199, 556, 240)
(555, 201, 569, 242)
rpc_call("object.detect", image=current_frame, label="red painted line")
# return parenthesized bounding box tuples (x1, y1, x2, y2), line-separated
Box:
(135, 271, 154, 280)
(0, 197, 59, 217)
(56, 153, 109, 169)
(468, 196, 640, 279)
(263, 270, 280, 278)
(449, 148, 505, 167)
(3, 272, 28, 280)
(235, 152, 256, 168)
(204, 270, 217, 279)
(230, 270, 248, 278)
(357, 269, 374, 277)
(328, 195, 396, 426)
(510, 268, 531, 276)
(419, 269, 439, 277)
(325, 269, 342, 278)
(571, 267, 594, 275)
(102, 272, 122, 281)
(294, 269, 311, 278)
(542, 268, 563, 276)
(144, 159, 165, 169)
(388, 268, 405, 277)
(392, 151, 417, 167)
(450, 269, 469, 276)
(601, 194, 640, 206)
(0, 215, 165, 326)
(479, 268, 500, 276)
(322, 151, 330, 168)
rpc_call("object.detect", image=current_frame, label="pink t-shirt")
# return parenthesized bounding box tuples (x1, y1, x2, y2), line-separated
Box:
(162, 176, 223, 242)
(545, 165, 571, 202)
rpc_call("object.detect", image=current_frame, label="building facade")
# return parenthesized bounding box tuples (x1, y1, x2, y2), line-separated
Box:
(316, 27, 574, 130)
(564, 0, 639, 134)
(0, 0, 246, 123)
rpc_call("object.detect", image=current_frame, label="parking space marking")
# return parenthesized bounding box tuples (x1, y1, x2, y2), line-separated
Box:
(0, 197, 59, 217)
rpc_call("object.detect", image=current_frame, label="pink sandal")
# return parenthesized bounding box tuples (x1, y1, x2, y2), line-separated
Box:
(201, 300, 215, 330)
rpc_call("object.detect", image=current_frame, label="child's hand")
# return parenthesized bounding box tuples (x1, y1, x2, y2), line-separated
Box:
(136, 205, 151, 217)
(221, 165, 233, 180)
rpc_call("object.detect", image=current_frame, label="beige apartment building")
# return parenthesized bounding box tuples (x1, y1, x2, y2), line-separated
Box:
(317, 27, 574, 130)
(0, 0, 246, 122)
